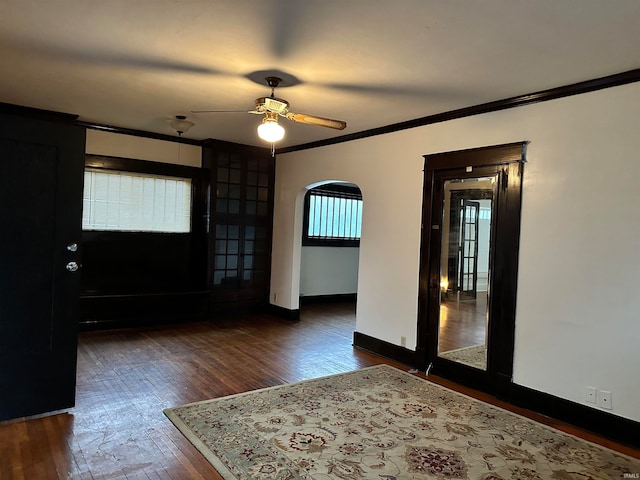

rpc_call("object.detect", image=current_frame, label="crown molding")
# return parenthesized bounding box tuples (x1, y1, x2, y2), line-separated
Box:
(278, 68, 640, 154)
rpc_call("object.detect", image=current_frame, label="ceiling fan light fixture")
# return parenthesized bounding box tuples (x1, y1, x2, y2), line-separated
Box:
(170, 115, 195, 136)
(257, 112, 285, 143)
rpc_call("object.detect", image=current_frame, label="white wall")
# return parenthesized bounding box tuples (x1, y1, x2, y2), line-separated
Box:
(86, 129, 201, 167)
(300, 247, 359, 296)
(271, 82, 640, 422)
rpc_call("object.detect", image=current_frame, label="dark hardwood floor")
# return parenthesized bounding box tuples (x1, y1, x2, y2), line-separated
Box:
(1, 302, 638, 479)
(438, 294, 487, 353)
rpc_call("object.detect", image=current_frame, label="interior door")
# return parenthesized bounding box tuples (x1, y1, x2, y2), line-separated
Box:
(417, 142, 525, 397)
(459, 199, 480, 299)
(0, 112, 85, 421)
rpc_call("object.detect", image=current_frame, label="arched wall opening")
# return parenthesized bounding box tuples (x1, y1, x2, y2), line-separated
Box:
(290, 180, 363, 310)
(269, 144, 423, 349)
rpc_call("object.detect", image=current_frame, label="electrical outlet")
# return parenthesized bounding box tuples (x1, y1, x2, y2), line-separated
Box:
(597, 390, 612, 410)
(400, 336, 406, 347)
(586, 386, 596, 404)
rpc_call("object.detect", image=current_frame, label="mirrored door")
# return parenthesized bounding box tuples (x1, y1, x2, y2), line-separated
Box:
(437, 176, 496, 371)
(417, 142, 526, 396)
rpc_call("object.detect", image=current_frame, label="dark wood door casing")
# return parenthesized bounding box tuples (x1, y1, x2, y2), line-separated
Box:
(417, 142, 527, 397)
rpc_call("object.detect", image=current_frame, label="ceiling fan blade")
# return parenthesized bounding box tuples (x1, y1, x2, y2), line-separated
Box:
(285, 112, 346, 130)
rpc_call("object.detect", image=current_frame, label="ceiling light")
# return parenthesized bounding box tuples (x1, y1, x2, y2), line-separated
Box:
(257, 112, 285, 143)
(170, 115, 195, 136)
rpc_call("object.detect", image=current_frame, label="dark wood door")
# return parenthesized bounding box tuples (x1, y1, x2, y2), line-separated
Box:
(0, 112, 85, 420)
(459, 199, 480, 299)
(204, 141, 274, 309)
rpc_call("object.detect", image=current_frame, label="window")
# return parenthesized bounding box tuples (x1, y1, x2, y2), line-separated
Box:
(303, 184, 362, 246)
(83, 169, 192, 232)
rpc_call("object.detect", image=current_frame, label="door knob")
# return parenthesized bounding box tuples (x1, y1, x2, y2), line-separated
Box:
(66, 261, 79, 272)
(67, 243, 78, 252)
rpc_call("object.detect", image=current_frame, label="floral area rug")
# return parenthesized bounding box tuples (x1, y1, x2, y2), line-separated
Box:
(164, 365, 639, 479)
(439, 345, 487, 370)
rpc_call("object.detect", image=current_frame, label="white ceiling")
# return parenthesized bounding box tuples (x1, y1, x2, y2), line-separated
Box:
(1, 0, 639, 148)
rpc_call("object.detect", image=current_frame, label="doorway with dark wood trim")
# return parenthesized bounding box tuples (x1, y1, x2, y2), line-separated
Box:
(416, 142, 527, 397)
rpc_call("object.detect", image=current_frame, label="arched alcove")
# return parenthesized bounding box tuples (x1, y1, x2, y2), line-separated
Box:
(290, 180, 363, 310)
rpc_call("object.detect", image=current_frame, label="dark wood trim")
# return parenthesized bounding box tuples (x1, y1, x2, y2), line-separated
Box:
(278, 68, 640, 154)
(79, 121, 202, 145)
(508, 383, 640, 449)
(311, 184, 362, 195)
(85, 154, 202, 178)
(302, 238, 361, 247)
(79, 291, 210, 331)
(427, 357, 510, 399)
(299, 293, 357, 305)
(424, 141, 528, 171)
(191, 166, 210, 289)
(489, 160, 524, 380)
(88, 289, 268, 321)
(415, 164, 434, 371)
(267, 304, 300, 321)
(80, 290, 210, 299)
(0, 101, 79, 123)
(353, 331, 417, 367)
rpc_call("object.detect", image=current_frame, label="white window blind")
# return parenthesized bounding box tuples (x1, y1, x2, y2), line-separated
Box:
(83, 169, 192, 232)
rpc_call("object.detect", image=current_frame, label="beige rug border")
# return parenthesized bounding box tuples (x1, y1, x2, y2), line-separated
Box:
(164, 405, 236, 479)
(440, 344, 485, 355)
(164, 364, 638, 479)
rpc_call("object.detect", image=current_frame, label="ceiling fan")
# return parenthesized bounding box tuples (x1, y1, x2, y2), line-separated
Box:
(192, 76, 347, 142)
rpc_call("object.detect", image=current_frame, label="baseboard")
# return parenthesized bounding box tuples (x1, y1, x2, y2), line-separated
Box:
(509, 383, 640, 448)
(299, 293, 357, 305)
(268, 303, 300, 321)
(79, 291, 274, 330)
(353, 331, 417, 367)
(79, 291, 209, 330)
